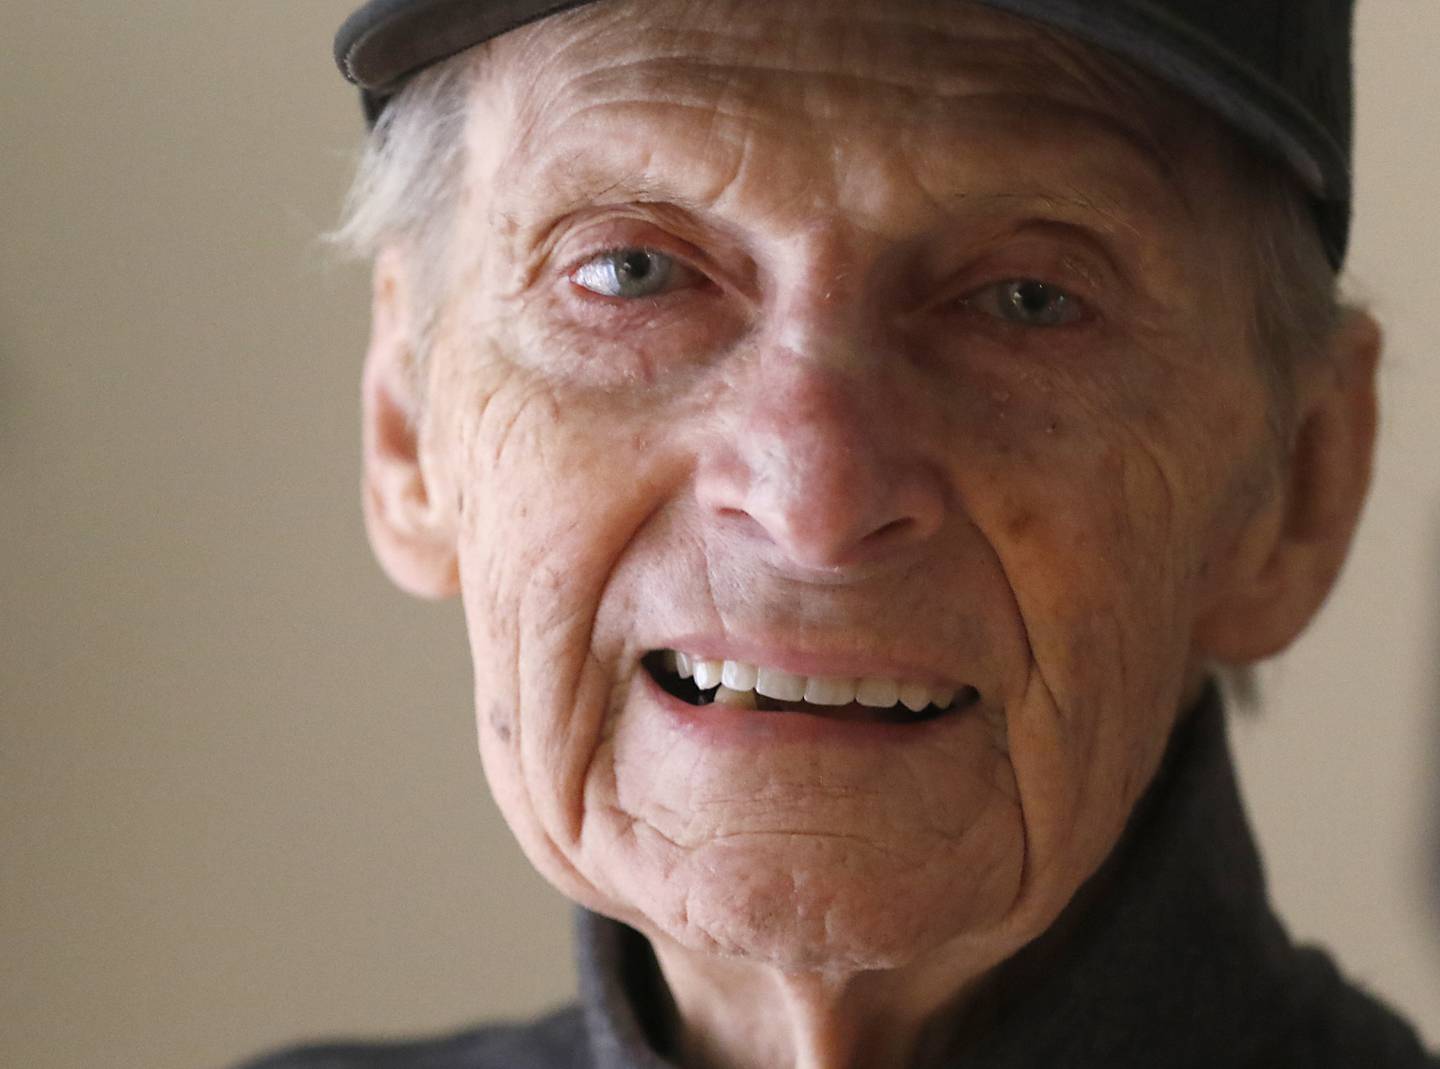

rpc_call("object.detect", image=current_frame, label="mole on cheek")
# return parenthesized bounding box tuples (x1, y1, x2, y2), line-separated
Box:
(489, 703, 514, 743)
(1003, 507, 1039, 542)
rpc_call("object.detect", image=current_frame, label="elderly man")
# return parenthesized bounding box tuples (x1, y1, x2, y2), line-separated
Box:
(249, 0, 1434, 1066)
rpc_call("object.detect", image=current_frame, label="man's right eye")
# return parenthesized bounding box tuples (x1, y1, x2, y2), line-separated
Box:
(570, 248, 698, 299)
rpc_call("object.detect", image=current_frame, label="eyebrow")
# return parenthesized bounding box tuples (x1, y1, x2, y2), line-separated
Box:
(495, 136, 738, 227)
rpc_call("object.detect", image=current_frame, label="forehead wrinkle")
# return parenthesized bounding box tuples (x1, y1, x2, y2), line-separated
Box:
(493, 102, 762, 224)
(514, 0, 1091, 87)
(493, 0, 1197, 147)
(509, 31, 1169, 136)
(496, 95, 1183, 239)
(476, 0, 1211, 245)
(899, 101, 1192, 240)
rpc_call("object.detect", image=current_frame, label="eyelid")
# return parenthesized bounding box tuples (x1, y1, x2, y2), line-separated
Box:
(928, 221, 1116, 302)
(555, 215, 720, 286)
(934, 251, 1108, 328)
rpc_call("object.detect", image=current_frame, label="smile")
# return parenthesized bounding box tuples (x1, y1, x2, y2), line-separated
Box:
(643, 649, 980, 723)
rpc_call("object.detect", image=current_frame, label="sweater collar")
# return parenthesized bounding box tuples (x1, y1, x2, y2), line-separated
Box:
(574, 684, 1301, 1069)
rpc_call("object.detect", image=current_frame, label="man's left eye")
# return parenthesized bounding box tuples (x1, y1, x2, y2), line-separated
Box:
(962, 279, 1086, 328)
(570, 248, 697, 299)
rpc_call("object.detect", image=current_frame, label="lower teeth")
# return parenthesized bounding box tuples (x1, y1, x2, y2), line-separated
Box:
(712, 685, 757, 709)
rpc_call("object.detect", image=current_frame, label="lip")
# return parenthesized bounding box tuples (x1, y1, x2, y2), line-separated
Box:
(649, 632, 970, 690)
(639, 665, 979, 748)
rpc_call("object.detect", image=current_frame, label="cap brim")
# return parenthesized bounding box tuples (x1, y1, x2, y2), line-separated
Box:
(337, 0, 596, 119)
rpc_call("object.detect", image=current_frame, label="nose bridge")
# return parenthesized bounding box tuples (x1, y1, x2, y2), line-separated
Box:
(769, 225, 874, 374)
(698, 323, 946, 572)
(742, 234, 883, 507)
(746, 359, 872, 502)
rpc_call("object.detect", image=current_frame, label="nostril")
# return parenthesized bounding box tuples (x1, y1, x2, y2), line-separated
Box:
(696, 432, 947, 568)
(713, 506, 770, 543)
(864, 517, 914, 546)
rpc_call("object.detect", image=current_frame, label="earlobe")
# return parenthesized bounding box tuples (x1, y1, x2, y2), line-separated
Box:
(1194, 309, 1381, 663)
(361, 250, 461, 600)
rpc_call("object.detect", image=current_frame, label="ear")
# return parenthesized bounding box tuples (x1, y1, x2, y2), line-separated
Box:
(1194, 309, 1381, 662)
(361, 249, 460, 600)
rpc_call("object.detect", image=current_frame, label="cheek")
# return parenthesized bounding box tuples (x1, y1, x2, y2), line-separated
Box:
(427, 339, 688, 882)
(953, 343, 1263, 653)
(946, 357, 1259, 877)
(982, 446, 1194, 866)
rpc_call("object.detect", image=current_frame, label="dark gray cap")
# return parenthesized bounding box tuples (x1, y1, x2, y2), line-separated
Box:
(335, 0, 1356, 266)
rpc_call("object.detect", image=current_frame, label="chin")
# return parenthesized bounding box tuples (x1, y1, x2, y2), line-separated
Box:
(625, 835, 1024, 974)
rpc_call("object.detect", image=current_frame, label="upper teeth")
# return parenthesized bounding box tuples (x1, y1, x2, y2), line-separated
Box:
(666, 650, 956, 711)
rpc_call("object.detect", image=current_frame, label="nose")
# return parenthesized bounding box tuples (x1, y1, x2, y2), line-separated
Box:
(696, 358, 947, 572)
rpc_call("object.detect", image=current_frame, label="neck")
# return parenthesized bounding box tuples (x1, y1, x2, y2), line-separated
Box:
(650, 936, 991, 1069)
(579, 685, 1259, 1069)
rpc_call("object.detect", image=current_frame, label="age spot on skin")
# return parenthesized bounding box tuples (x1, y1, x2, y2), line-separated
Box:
(1004, 508, 1038, 542)
(489, 703, 514, 743)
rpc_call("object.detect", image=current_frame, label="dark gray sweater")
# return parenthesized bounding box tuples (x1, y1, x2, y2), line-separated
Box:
(239, 689, 1438, 1068)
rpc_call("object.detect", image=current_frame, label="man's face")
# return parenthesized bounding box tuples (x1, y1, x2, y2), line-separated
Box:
(393, 0, 1290, 973)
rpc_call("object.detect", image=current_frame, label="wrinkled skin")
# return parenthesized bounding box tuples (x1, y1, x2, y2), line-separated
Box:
(360, 1, 1379, 1066)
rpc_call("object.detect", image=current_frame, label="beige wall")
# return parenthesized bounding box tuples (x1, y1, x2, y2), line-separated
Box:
(1, 3, 1436, 1067)
(1230, 0, 1440, 1032)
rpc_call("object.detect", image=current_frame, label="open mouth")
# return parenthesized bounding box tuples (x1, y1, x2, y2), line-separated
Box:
(643, 650, 980, 724)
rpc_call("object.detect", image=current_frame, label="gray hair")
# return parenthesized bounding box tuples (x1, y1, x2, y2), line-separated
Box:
(331, 51, 483, 380)
(1234, 145, 1348, 437)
